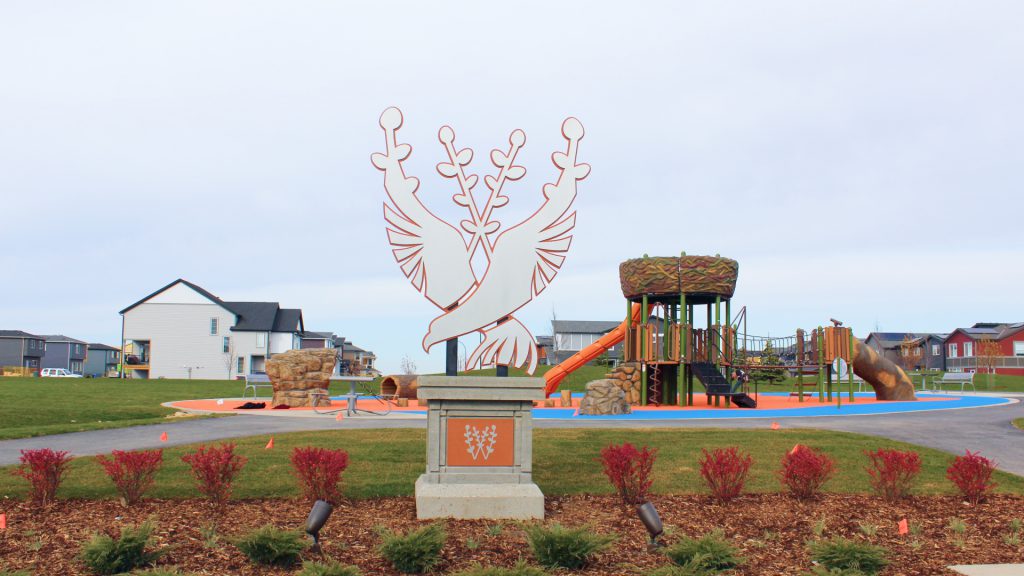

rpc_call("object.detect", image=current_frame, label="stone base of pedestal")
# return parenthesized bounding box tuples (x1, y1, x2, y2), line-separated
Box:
(415, 475, 544, 520)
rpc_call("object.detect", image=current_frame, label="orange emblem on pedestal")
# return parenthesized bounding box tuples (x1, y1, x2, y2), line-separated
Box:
(446, 418, 515, 467)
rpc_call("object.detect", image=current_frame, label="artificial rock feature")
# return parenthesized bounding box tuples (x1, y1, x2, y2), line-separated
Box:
(578, 379, 631, 415)
(265, 348, 337, 408)
(605, 362, 643, 405)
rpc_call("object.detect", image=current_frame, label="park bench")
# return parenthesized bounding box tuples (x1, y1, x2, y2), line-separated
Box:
(932, 372, 976, 393)
(243, 373, 273, 398)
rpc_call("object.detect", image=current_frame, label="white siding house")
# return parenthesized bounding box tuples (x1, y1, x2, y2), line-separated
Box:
(120, 279, 306, 380)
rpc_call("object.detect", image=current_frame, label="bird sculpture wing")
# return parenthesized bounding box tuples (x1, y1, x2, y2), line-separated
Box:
(373, 107, 477, 310)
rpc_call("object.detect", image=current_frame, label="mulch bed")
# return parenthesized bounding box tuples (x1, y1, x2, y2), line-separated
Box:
(2, 494, 1022, 575)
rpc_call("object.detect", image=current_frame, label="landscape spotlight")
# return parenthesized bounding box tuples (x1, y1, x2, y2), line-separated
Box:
(636, 501, 663, 548)
(305, 499, 334, 553)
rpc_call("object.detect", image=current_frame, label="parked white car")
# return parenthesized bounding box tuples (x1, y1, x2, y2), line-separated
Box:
(40, 368, 83, 378)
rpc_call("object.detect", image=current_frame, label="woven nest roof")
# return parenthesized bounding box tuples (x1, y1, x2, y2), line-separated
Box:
(619, 255, 738, 304)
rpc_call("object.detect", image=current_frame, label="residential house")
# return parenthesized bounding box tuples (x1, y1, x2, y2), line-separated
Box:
(300, 331, 337, 349)
(536, 335, 554, 366)
(332, 336, 378, 376)
(42, 335, 89, 374)
(0, 330, 47, 374)
(862, 332, 947, 371)
(551, 320, 623, 365)
(84, 343, 121, 378)
(944, 322, 1024, 375)
(120, 279, 305, 380)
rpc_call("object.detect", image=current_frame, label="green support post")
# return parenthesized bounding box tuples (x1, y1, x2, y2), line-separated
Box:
(679, 292, 687, 405)
(714, 296, 722, 370)
(725, 299, 732, 365)
(641, 294, 648, 406)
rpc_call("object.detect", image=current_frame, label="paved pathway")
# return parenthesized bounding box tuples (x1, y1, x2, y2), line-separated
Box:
(2, 396, 1022, 475)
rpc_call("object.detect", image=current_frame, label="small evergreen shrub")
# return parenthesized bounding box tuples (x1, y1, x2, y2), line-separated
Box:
(298, 560, 362, 576)
(449, 561, 549, 576)
(96, 449, 163, 506)
(524, 523, 614, 570)
(663, 530, 743, 572)
(779, 445, 835, 500)
(180, 443, 247, 506)
(698, 447, 753, 502)
(946, 450, 997, 504)
(79, 521, 165, 575)
(807, 537, 888, 575)
(599, 442, 657, 505)
(864, 449, 920, 501)
(378, 523, 446, 574)
(12, 448, 72, 505)
(233, 525, 307, 567)
(291, 446, 349, 504)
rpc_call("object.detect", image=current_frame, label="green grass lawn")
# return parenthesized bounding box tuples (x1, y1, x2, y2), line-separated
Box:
(1015, 418, 1024, 430)
(0, 377, 246, 440)
(1, 428, 1021, 501)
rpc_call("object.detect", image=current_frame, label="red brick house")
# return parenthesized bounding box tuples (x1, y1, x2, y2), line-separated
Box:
(944, 322, 1024, 375)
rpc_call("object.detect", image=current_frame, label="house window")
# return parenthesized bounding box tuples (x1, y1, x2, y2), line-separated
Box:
(964, 342, 974, 357)
(237, 356, 245, 374)
(210, 318, 219, 335)
(932, 344, 940, 356)
(1014, 341, 1024, 356)
(223, 337, 230, 353)
(256, 333, 266, 348)
(948, 343, 958, 358)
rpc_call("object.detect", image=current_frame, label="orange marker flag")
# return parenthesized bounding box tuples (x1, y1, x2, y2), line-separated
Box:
(159, 431, 168, 442)
(770, 422, 780, 430)
(898, 518, 909, 535)
(265, 437, 274, 450)
(0, 512, 7, 530)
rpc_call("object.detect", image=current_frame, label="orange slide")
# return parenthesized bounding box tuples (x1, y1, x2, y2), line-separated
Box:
(544, 304, 643, 396)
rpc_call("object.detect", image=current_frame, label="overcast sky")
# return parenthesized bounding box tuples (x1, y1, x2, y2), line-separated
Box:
(1, 1, 1021, 374)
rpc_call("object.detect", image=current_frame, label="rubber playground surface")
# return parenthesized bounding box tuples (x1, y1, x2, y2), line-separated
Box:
(166, 392, 1014, 420)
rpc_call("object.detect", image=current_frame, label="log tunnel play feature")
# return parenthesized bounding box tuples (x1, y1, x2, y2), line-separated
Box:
(380, 374, 420, 400)
(544, 254, 917, 405)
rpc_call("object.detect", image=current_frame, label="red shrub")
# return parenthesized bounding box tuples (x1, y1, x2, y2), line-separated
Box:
(180, 443, 247, 506)
(778, 445, 835, 500)
(290, 446, 349, 504)
(599, 442, 657, 505)
(865, 448, 921, 500)
(96, 449, 163, 506)
(11, 448, 72, 505)
(699, 447, 753, 502)
(946, 450, 997, 504)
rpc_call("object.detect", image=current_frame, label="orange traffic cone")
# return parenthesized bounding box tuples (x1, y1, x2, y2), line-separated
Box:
(159, 431, 168, 442)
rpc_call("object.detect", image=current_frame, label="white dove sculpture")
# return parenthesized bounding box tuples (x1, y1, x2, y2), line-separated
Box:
(374, 107, 589, 374)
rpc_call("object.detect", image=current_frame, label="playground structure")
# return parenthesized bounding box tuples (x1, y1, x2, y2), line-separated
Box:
(544, 254, 917, 406)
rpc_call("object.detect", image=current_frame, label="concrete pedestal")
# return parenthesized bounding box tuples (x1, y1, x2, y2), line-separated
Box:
(415, 476, 544, 519)
(414, 376, 545, 520)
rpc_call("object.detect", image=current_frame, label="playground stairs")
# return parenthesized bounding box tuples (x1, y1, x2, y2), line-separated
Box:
(691, 361, 757, 408)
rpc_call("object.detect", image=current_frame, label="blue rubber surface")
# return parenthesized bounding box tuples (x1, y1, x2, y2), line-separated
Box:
(532, 393, 1014, 420)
